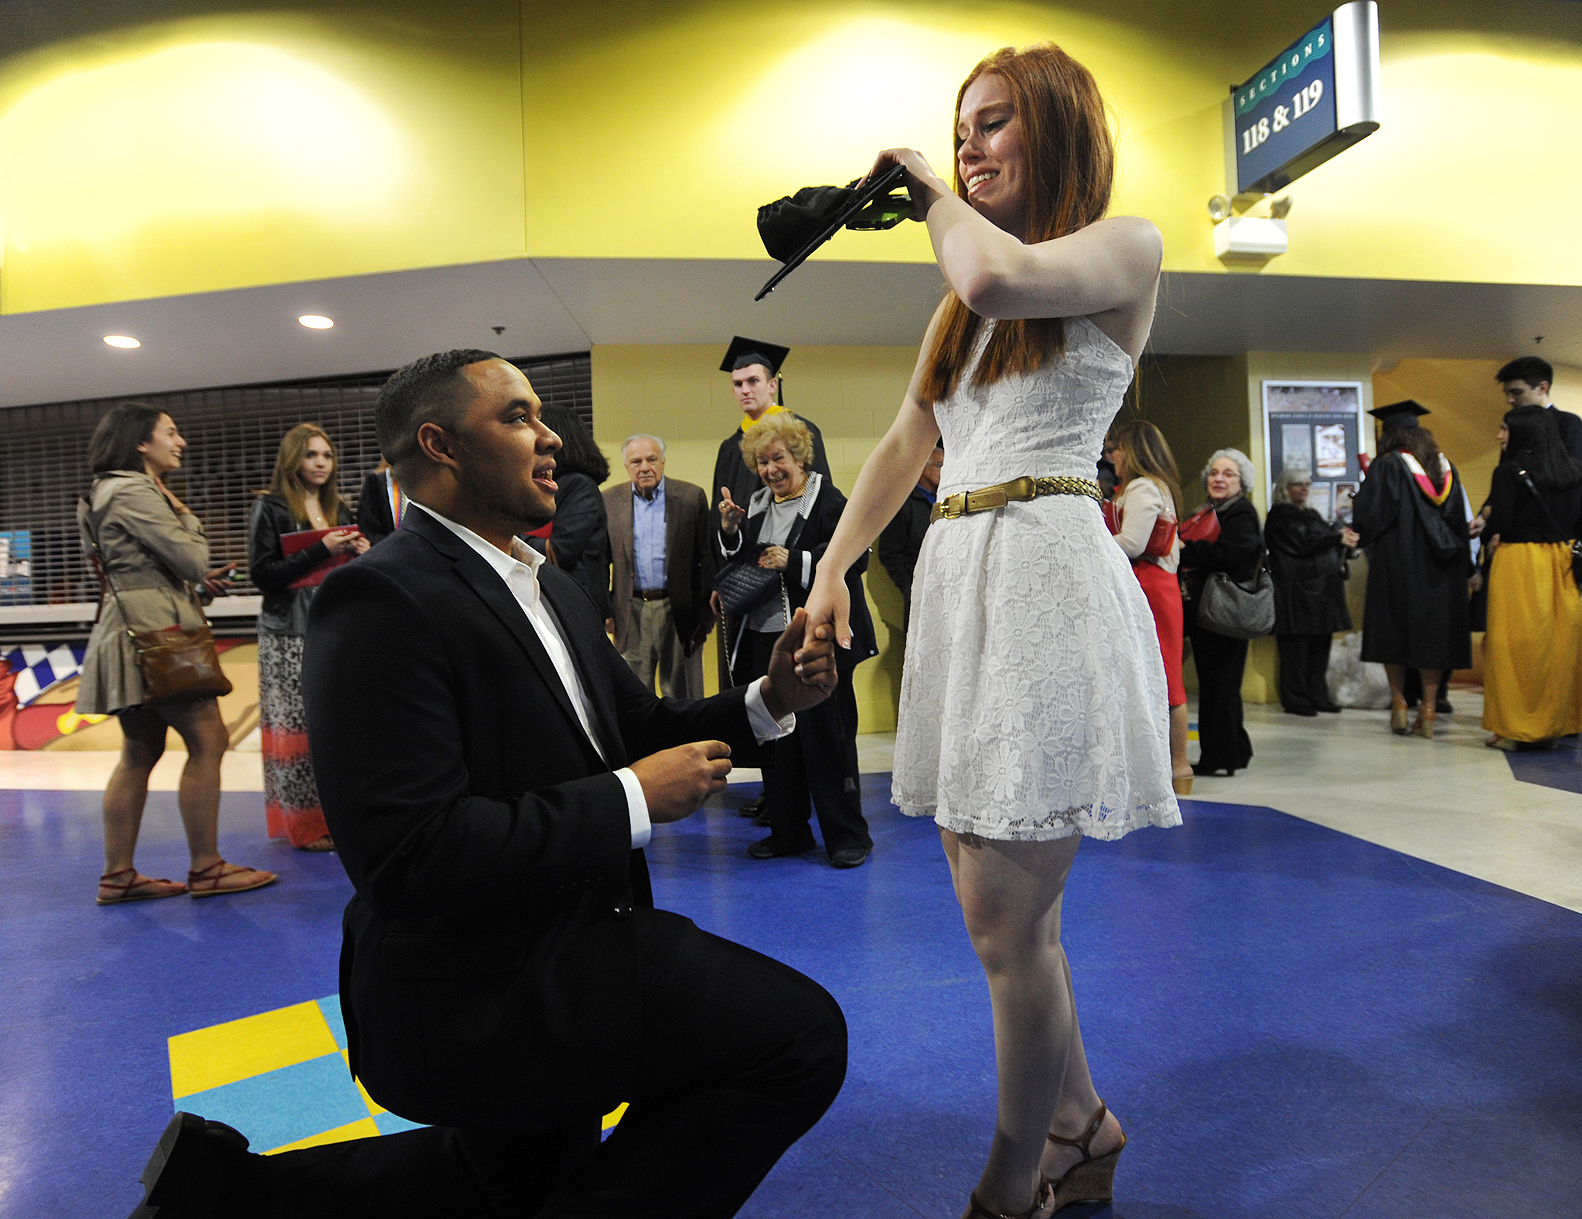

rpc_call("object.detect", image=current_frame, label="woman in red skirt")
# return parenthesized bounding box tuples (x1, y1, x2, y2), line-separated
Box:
(1104, 421, 1192, 795)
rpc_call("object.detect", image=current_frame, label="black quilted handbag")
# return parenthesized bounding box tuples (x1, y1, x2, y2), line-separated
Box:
(715, 558, 782, 616)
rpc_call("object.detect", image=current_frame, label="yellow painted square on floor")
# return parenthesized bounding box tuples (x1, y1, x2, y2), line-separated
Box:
(169, 1001, 339, 1098)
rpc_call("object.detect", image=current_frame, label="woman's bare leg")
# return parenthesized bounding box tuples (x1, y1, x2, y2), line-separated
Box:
(941, 828, 1113, 1214)
(102, 708, 167, 875)
(1169, 704, 1191, 778)
(1383, 663, 1407, 710)
(159, 699, 229, 872)
(1417, 669, 1440, 724)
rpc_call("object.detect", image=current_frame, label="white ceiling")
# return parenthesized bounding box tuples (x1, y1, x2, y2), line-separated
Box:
(2, 256, 1578, 408)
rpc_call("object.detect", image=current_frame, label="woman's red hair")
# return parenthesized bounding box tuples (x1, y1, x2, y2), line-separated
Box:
(917, 44, 1114, 405)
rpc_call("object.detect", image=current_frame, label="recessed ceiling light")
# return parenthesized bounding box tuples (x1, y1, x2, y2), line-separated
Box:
(298, 315, 334, 329)
(103, 335, 141, 349)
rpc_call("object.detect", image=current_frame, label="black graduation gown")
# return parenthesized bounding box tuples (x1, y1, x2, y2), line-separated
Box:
(1264, 503, 1353, 636)
(1351, 452, 1472, 670)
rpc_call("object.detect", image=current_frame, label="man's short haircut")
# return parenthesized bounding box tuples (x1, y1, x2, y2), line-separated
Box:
(622, 433, 667, 458)
(1495, 356, 1553, 389)
(376, 349, 500, 481)
(730, 354, 776, 378)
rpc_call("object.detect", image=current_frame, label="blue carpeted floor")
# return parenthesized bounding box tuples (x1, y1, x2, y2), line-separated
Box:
(2, 776, 1580, 1218)
(1504, 734, 1582, 796)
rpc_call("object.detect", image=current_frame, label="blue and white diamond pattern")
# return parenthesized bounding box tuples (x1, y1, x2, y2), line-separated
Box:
(3, 645, 88, 707)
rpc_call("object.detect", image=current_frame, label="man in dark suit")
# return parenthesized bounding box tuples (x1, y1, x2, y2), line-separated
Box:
(127, 350, 846, 1219)
(604, 433, 711, 698)
(875, 440, 943, 631)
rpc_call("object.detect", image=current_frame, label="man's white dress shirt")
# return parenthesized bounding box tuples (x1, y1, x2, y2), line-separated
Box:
(409, 502, 793, 848)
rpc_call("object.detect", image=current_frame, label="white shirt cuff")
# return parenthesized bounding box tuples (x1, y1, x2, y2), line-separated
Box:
(747, 677, 796, 742)
(615, 767, 651, 849)
(719, 530, 742, 557)
(800, 551, 812, 588)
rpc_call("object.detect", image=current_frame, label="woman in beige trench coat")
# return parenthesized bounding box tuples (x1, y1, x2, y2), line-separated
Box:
(77, 403, 277, 904)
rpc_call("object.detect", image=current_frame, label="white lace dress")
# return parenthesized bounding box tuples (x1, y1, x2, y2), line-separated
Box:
(893, 316, 1181, 841)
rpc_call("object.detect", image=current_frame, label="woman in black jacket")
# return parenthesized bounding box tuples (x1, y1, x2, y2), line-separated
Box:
(1265, 467, 1354, 715)
(248, 424, 366, 850)
(534, 403, 611, 622)
(716, 412, 878, 867)
(1180, 448, 1263, 776)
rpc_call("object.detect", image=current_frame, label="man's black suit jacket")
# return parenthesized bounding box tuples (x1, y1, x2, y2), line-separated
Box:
(302, 506, 764, 1131)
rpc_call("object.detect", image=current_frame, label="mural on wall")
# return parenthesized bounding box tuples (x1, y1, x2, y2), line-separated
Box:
(0, 639, 260, 750)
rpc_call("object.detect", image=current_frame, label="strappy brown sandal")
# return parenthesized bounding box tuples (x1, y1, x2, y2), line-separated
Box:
(97, 867, 187, 905)
(187, 859, 278, 898)
(1044, 1100, 1127, 1212)
(961, 1180, 1053, 1219)
(298, 835, 335, 853)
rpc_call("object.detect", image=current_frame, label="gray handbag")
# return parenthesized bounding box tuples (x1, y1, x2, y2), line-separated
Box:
(1196, 554, 1276, 640)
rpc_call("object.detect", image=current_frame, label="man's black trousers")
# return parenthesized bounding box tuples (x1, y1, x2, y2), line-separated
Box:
(227, 911, 847, 1218)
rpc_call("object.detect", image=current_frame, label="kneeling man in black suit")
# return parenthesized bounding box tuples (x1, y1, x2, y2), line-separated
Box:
(128, 350, 847, 1219)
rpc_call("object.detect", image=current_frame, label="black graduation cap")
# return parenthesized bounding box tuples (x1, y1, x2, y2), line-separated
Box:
(720, 336, 790, 378)
(754, 162, 913, 301)
(1368, 400, 1431, 431)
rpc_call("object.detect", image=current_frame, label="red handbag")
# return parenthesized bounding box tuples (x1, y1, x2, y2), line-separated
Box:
(1178, 505, 1221, 544)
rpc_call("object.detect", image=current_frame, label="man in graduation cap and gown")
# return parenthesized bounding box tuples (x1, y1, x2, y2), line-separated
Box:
(1350, 400, 1473, 735)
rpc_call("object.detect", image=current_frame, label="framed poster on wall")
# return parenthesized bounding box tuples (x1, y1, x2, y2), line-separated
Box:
(1260, 381, 1366, 519)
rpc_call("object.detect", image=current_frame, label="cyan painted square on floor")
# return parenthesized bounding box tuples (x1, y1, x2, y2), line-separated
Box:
(176, 1052, 371, 1153)
(373, 1111, 426, 1136)
(315, 994, 348, 1049)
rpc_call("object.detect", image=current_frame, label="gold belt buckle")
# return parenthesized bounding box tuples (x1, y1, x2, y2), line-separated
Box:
(936, 492, 968, 520)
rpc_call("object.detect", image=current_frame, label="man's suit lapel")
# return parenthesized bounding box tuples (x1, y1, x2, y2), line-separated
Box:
(540, 576, 627, 767)
(662, 482, 682, 587)
(406, 510, 601, 764)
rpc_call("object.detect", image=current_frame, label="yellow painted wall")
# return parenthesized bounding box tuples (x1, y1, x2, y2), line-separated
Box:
(4, 1, 1580, 314)
(522, 0, 1582, 287)
(0, 2, 527, 313)
(590, 343, 920, 730)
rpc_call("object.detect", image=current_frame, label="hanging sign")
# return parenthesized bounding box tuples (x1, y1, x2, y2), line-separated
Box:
(1228, 1, 1381, 196)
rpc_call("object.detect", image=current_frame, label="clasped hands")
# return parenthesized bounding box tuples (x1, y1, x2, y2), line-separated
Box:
(629, 608, 838, 823)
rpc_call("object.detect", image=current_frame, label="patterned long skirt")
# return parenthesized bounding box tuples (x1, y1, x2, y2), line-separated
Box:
(258, 633, 330, 847)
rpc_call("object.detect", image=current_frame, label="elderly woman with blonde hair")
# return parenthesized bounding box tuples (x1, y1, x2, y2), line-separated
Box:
(716, 411, 878, 867)
(1179, 448, 1264, 776)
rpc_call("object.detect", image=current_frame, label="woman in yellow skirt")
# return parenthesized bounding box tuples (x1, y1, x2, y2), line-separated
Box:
(1482, 405, 1582, 749)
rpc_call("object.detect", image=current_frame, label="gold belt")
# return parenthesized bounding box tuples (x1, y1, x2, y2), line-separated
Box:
(930, 475, 1103, 523)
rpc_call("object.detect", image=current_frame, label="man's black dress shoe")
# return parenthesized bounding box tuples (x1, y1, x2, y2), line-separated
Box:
(829, 847, 870, 869)
(748, 834, 815, 859)
(129, 1112, 252, 1219)
(1191, 763, 1238, 777)
(737, 794, 767, 818)
(1436, 697, 1454, 715)
(1282, 705, 1318, 717)
(753, 808, 773, 827)
(1314, 701, 1342, 713)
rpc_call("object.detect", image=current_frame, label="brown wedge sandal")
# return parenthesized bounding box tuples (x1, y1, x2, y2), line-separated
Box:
(1043, 1100, 1127, 1212)
(961, 1180, 1053, 1219)
(187, 859, 278, 898)
(96, 867, 187, 905)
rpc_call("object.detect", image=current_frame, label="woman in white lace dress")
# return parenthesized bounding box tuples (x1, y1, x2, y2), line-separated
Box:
(804, 45, 1179, 1219)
